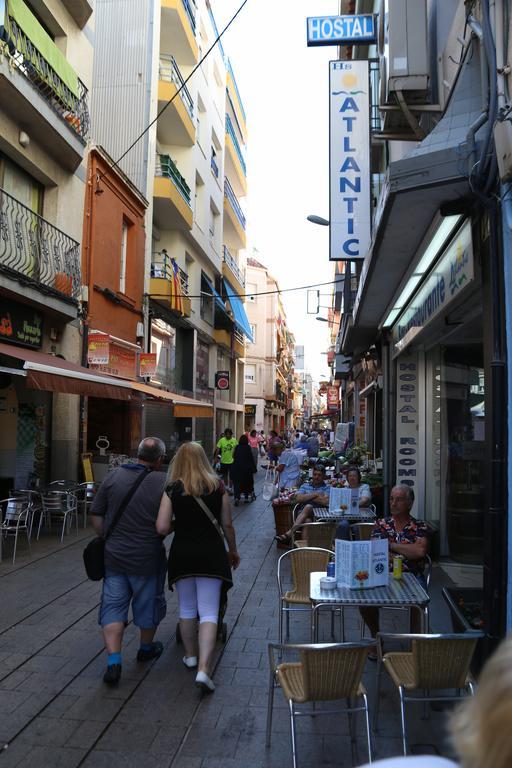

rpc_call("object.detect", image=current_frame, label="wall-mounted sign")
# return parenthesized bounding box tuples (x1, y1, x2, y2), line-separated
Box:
(0, 298, 43, 348)
(327, 386, 339, 409)
(87, 333, 110, 365)
(392, 220, 474, 355)
(395, 353, 421, 509)
(307, 15, 376, 47)
(244, 404, 256, 416)
(93, 342, 137, 380)
(139, 353, 157, 378)
(329, 60, 371, 261)
(215, 370, 230, 390)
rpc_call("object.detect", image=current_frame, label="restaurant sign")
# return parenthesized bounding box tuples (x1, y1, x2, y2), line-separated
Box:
(87, 333, 110, 365)
(93, 342, 137, 380)
(244, 404, 256, 416)
(392, 220, 474, 355)
(139, 353, 157, 378)
(327, 386, 339, 409)
(0, 298, 43, 348)
(329, 60, 371, 261)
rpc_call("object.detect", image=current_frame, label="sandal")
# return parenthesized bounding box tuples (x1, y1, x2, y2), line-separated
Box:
(274, 533, 292, 544)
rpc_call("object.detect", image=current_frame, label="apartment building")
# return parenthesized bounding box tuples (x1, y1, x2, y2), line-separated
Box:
(0, 0, 94, 492)
(244, 257, 296, 433)
(90, 0, 251, 456)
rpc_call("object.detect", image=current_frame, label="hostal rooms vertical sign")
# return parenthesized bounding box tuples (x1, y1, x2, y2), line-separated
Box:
(329, 60, 371, 262)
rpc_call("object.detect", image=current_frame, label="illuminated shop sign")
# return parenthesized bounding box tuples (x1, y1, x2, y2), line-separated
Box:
(307, 15, 376, 47)
(392, 220, 474, 353)
(329, 60, 371, 262)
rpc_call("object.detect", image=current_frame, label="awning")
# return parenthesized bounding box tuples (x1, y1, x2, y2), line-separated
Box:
(223, 278, 253, 341)
(359, 380, 379, 399)
(203, 276, 228, 313)
(0, 342, 132, 400)
(130, 381, 214, 418)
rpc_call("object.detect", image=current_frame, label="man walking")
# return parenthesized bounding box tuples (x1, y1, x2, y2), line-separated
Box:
(214, 428, 237, 493)
(91, 437, 168, 685)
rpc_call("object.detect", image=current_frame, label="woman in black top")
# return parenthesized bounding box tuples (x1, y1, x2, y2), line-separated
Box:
(230, 433, 257, 505)
(156, 442, 240, 693)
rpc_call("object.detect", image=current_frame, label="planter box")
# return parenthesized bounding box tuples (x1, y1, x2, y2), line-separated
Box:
(442, 587, 485, 674)
(272, 502, 293, 549)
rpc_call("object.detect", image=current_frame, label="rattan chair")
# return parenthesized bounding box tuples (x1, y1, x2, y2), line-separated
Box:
(266, 641, 375, 768)
(374, 632, 483, 755)
(350, 522, 375, 541)
(277, 547, 332, 646)
(0, 497, 31, 564)
(293, 521, 336, 549)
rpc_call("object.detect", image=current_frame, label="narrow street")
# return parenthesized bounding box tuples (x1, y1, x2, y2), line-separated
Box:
(0, 472, 457, 768)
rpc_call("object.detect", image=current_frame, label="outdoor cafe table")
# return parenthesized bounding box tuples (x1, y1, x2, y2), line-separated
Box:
(313, 507, 376, 523)
(309, 571, 430, 641)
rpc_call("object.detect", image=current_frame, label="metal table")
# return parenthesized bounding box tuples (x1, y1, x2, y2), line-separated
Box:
(309, 571, 430, 641)
(313, 507, 376, 523)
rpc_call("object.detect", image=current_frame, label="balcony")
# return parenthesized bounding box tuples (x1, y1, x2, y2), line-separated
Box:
(153, 153, 193, 231)
(160, 0, 198, 65)
(157, 55, 195, 146)
(222, 246, 245, 294)
(0, 1, 89, 171)
(149, 252, 191, 318)
(225, 114, 247, 198)
(0, 186, 80, 317)
(226, 58, 247, 143)
(223, 179, 246, 250)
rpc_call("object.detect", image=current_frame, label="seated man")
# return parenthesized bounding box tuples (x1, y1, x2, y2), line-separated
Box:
(360, 484, 429, 645)
(274, 465, 331, 544)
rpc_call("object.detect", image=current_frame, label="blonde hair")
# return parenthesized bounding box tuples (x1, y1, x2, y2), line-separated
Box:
(451, 635, 512, 768)
(167, 442, 220, 497)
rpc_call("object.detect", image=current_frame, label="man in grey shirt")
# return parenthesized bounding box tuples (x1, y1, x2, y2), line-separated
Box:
(91, 437, 167, 685)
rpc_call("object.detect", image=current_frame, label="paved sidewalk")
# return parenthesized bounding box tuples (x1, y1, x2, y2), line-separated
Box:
(0, 471, 459, 767)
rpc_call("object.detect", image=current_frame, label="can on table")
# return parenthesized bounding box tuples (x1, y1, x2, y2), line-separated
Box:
(392, 554, 403, 580)
(327, 561, 335, 578)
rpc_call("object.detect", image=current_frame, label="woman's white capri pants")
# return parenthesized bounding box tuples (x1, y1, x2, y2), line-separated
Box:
(175, 576, 222, 624)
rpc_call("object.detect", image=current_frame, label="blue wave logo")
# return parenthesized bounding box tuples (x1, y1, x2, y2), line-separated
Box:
(331, 90, 366, 95)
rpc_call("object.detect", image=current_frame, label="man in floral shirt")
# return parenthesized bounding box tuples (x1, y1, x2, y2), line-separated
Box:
(361, 484, 429, 643)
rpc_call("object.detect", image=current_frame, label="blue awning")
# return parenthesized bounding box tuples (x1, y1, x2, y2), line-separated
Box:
(203, 276, 228, 314)
(223, 278, 253, 341)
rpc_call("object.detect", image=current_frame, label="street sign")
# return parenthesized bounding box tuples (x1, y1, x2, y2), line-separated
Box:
(215, 370, 230, 390)
(307, 15, 376, 47)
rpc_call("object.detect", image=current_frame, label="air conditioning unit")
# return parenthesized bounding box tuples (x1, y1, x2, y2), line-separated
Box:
(378, 0, 431, 139)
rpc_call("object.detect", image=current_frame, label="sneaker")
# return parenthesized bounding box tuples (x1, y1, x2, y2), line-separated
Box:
(103, 663, 122, 685)
(183, 655, 198, 669)
(195, 670, 215, 693)
(136, 641, 163, 662)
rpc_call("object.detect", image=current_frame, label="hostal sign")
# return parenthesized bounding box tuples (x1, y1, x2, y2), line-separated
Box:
(329, 60, 371, 261)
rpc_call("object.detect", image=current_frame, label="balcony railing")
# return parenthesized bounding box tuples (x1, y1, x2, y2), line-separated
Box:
(225, 114, 246, 175)
(1, 4, 90, 142)
(224, 179, 246, 229)
(369, 59, 381, 134)
(233, 327, 244, 347)
(223, 246, 245, 288)
(227, 58, 246, 124)
(155, 153, 191, 205)
(0, 186, 81, 302)
(159, 54, 194, 119)
(181, 0, 196, 32)
(151, 252, 189, 296)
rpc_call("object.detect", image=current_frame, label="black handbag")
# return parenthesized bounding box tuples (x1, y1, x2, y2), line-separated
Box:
(83, 468, 151, 580)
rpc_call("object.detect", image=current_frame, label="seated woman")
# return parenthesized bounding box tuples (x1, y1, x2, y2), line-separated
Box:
(345, 466, 372, 508)
(274, 443, 301, 492)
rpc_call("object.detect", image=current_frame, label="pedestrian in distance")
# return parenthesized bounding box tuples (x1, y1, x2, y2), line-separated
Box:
(258, 430, 266, 457)
(248, 428, 260, 469)
(156, 442, 240, 693)
(91, 437, 168, 686)
(231, 434, 257, 505)
(213, 428, 237, 494)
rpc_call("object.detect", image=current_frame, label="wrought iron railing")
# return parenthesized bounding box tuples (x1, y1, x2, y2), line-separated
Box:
(225, 114, 246, 175)
(151, 251, 189, 295)
(210, 155, 219, 178)
(224, 179, 246, 229)
(159, 55, 194, 118)
(181, 0, 196, 32)
(369, 59, 381, 134)
(155, 154, 191, 205)
(222, 245, 245, 288)
(1, 8, 90, 142)
(0, 186, 81, 303)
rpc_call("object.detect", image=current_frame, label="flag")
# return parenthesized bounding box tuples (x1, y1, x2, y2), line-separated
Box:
(171, 258, 184, 314)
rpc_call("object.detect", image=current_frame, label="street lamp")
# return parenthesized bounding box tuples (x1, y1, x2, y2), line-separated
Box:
(307, 214, 330, 226)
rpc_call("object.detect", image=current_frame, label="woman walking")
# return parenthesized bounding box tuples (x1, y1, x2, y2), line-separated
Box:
(248, 429, 259, 469)
(156, 442, 240, 693)
(231, 434, 257, 505)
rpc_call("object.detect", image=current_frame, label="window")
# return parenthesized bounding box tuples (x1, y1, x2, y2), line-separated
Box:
(245, 364, 256, 384)
(249, 324, 256, 343)
(119, 221, 128, 293)
(0, 153, 43, 214)
(200, 272, 214, 325)
(246, 283, 257, 302)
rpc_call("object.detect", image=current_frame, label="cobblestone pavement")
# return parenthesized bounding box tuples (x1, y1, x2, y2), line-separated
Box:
(0, 471, 459, 767)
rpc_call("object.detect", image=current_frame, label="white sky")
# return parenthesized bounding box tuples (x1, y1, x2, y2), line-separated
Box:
(213, 0, 339, 381)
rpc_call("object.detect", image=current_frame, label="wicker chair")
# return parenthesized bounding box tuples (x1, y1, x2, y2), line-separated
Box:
(350, 522, 375, 541)
(266, 641, 375, 768)
(277, 547, 332, 646)
(374, 632, 484, 755)
(293, 521, 336, 550)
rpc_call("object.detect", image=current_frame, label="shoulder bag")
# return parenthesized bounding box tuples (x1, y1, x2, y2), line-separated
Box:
(83, 468, 151, 580)
(193, 494, 225, 543)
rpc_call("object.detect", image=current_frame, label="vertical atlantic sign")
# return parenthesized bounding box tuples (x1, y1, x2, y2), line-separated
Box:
(329, 60, 371, 262)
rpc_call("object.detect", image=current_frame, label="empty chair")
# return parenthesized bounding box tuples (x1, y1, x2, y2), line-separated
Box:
(350, 522, 375, 541)
(1, 497, 31, 564)
(277, 547, 332, 646)
(293, 521, 336, 549)
(374, 631, 483, 755)
(75, 482, 100, 527)
(266, 641, 375, 768)
(38, 492, 79, 542)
